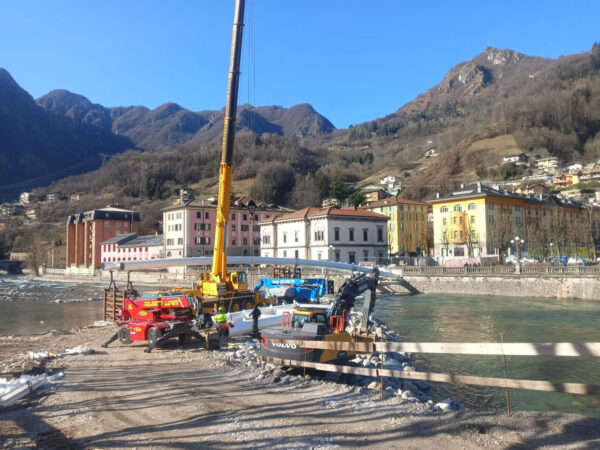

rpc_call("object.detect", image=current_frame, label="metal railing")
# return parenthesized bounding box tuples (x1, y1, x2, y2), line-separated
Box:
(401, 264, 600, 276)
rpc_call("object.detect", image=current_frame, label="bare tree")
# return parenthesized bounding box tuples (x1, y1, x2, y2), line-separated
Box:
(550, 210, 569, 257)
(440, 226, 451, 258)
(27, 235, 48, 277)
(463, 215, 480, 257)
(488, 212, 514, 263)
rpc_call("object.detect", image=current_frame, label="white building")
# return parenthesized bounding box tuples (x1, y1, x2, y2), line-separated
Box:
(380, 175, 396, 185)
(101, 234, 163, 264)
(260, 207, 389, 264)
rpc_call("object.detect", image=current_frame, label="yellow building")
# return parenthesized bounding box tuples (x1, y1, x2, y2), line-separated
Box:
(363, 197, 428, 255)
(429, 182, 591, 261)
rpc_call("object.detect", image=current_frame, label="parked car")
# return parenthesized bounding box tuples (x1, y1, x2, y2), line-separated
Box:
(567, 257, 586, 266)
(520, 257, 537, 263)
(505, 255, 518, 265)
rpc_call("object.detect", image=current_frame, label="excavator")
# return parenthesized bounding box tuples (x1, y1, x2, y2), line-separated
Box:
(260, 268, 380, 364)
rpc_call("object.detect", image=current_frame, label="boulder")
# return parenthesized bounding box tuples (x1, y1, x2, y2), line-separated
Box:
(401, 381, 419, 394)
(434, 398, 454, 412)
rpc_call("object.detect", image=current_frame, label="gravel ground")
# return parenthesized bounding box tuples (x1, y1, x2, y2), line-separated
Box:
(1, 324, 600, 449)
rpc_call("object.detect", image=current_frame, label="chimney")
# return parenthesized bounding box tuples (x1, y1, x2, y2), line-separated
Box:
(476, 181, 482, 193)
(436, 192, 440, 199)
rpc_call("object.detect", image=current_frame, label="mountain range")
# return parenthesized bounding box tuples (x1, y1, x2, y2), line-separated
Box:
(1, 43, 599, 205)
(0, 69, 334, 199)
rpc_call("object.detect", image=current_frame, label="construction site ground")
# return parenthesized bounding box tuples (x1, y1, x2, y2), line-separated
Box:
(1, 324, 600, 449)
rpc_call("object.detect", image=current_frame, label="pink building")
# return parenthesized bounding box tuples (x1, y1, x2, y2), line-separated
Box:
(162, 197, 293, 258)
(101, 234, 163, 264)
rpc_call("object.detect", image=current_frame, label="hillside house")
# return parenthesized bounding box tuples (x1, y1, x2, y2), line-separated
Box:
(503, 153, 527, 164)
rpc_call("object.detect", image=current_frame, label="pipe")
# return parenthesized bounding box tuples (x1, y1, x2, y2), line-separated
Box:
(102, 256, 402, 280)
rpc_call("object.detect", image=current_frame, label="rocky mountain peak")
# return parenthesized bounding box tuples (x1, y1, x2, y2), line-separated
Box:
(482, 47, 525, 65)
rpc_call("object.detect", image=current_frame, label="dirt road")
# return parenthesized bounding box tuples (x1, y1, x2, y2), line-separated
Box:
(2, 325, 600, 449)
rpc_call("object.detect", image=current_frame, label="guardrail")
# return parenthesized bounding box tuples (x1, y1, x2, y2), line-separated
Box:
(401, 264, 600, 276)
(263, 339, 600, 398)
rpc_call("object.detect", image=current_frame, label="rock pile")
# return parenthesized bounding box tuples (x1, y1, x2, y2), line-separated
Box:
(210, 315, 463, 414)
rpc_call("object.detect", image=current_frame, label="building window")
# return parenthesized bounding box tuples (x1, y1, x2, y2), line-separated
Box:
(377, 226, 384, 241)
(363, 229, 368, 241)
(454, 205, 462, 212)
(283, 250, 287, 257)
(205, 212, 209, 219)
(194, 237, 210, 245)
(254, 214, 259, 221)
(440, 206, 448, 213)
(363, 249, 369, 261)
(177, 212, 182, 219)
(314, 230, 324, 241)
(295, 250, 299, 258)
(468, 203, 477, 210)
(232, 239, 236, 245)
(253, 237, 260, 245)
(471, 215, 475, 224)
(283, 232, 287, 243)
(454, 231, 458, 239)
(243, 237, 248, 245)
(335, 251, 340, 262)
(104, 222, 110, 228)
(294, 231, 299, 242)
(232, 213, 236, 220)
(454, 247, 465, 257)
(241, 225, 249, 231)
(253, 225, 260, 232)
(177, 238, 183, 245)
(334, 228, 340, 241)
(262, 235, 271, 245)
(349, 252, 356, 264)
(459, 216, 463, 225)
(243, 214, 247, 221)
(443, 218, 447, 226)
(231, 224, 236, 231)
(349, 228, 354, 241)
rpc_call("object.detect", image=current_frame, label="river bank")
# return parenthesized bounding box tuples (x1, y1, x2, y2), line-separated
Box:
(2, 324, 600, 448)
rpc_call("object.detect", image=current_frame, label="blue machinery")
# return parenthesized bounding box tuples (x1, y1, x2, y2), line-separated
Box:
(253, 278, 327, 301)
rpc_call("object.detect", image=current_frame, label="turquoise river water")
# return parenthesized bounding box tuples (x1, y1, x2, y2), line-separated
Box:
(1, 275, 599, 417)
(374, 294, 600, 417)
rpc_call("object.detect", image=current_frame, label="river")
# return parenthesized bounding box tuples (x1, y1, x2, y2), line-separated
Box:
(1, 275, 599, 417)
(374, 294, 600, 418)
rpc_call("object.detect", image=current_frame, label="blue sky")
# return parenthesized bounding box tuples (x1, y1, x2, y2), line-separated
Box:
(1, 0, 598, 128)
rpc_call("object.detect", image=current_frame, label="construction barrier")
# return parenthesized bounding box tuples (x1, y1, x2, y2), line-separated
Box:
(262, 339, 600, 396)
(261, 356, 600, 396)
(265, 339, 600, 357)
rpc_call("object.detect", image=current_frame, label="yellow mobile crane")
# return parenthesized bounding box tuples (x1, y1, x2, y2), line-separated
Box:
(180, 0, 269, 316)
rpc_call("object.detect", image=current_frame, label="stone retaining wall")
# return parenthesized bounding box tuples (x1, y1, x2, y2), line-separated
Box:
(403, 275, 600, 300)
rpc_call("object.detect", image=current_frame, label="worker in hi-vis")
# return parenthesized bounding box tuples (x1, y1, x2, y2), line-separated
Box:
(215, 306, 228, 337)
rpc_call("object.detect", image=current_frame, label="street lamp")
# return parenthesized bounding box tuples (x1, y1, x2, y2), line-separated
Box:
(512, 236, 523, 262)
(329, 244, 335, 262)
(550, 242, 554, 260)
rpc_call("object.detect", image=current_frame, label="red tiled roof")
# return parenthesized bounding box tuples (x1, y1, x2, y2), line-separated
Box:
(268, 206, 388, 222)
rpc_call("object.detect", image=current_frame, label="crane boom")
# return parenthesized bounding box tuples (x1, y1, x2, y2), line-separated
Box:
(211, 0, 246, 283)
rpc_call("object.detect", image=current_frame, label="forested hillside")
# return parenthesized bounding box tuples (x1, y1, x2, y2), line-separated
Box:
(4, 44, 600, 235)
